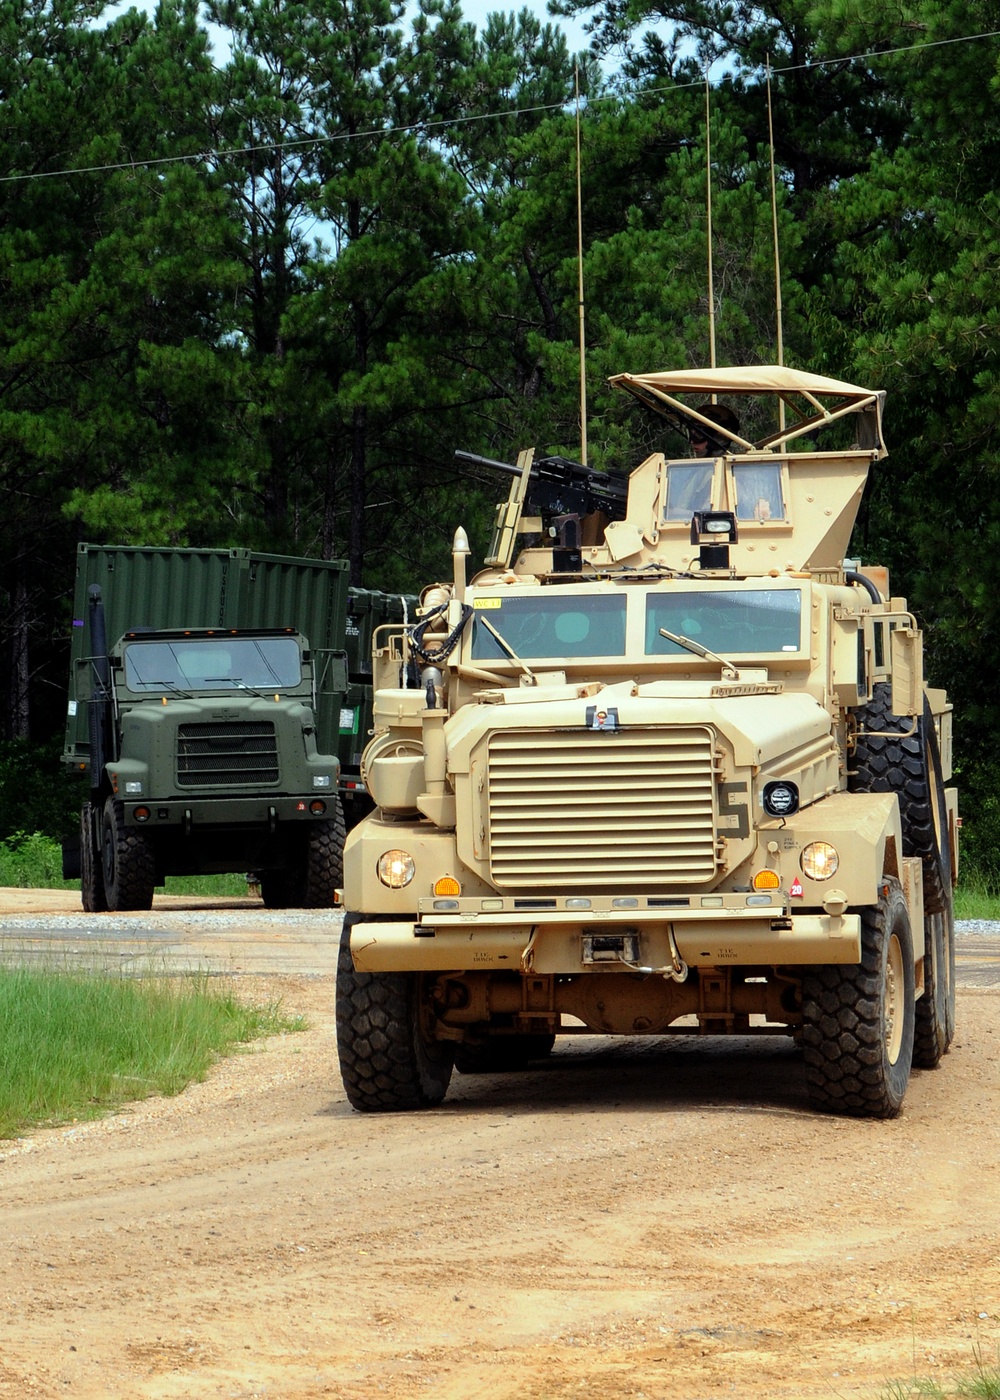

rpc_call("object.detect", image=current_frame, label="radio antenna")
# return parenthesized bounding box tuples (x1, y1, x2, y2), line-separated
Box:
(575, 62, 588, 465)
(705, 70, 717, 372)
(766, 55, 786, 431)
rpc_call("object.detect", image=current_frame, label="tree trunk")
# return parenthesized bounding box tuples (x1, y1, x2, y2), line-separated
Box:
(7, 571, 30, 740)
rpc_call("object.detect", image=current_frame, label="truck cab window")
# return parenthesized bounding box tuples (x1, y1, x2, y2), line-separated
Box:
(645, 589, 803, 655)
(124, 636, 302, 692)
(732, 462, 785, 522)
(663, 462, 714, 521)
(470, 595, 627, 660)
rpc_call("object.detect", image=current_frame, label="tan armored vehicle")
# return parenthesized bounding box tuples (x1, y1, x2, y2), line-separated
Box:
(336, 366, 958, 1118)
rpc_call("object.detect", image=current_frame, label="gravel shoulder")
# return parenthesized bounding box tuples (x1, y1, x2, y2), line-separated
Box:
(0, 890, 998, 1399)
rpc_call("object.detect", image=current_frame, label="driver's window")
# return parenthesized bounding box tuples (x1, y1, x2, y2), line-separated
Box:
(664, 462, 714, 521)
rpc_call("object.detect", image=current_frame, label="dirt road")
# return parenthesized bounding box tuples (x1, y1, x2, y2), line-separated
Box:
(1, 891, 998, 1399)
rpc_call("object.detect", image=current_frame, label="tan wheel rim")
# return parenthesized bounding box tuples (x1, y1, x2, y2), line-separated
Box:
(886, 931, 905, 1064)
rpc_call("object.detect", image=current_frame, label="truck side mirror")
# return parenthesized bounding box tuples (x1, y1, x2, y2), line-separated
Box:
(890, 625, 923, 717)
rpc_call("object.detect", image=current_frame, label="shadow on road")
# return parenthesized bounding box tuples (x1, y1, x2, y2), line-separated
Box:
(325, 1032, 817, 1120)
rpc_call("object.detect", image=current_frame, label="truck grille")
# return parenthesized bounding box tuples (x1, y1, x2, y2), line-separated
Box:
(487, 726, 717, 889)
(176, 721, 279, 787)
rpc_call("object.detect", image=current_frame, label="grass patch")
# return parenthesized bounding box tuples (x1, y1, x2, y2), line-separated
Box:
(0, 967, 302, 1139)
(0, 832, 252, 897)
(954, 876, 1000, 922)
(878, 1346, 1000, 1398)
(0, 831, 74, 890)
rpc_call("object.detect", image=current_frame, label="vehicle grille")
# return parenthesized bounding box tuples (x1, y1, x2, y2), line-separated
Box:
(486, 726, 717, 889)
(176, 721, 279, 787)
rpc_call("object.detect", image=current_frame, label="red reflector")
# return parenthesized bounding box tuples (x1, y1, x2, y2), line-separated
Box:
(309, 800, 327, 815)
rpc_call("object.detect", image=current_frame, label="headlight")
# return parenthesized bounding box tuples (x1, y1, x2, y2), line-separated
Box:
(377, 850, 415, 888)
(762, 780, 799, 817)
(801, 842, 839, 881)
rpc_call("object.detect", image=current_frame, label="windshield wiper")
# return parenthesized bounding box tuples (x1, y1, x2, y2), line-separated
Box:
(478, 617, 536, 686)
(205, 676, 270, 697)
(658, 627, 741, 681)
(130, 673, 192, 698)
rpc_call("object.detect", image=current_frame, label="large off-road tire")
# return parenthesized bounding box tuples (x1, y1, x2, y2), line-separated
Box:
(80, 803, 107, 913)
(454, 1033, 556, 1074)
(298, 804, 346, 907)
(101, 797, 155, 912)
(912, 901, 956, 1068)
(848, 685, 951, 915)
(261, 803, 346, 910)
(802, 876, 915, 1118)
(336, 913, 454, 1112)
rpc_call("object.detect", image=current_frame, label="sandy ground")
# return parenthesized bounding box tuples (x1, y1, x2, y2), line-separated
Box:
(1, 889, 999, 1399)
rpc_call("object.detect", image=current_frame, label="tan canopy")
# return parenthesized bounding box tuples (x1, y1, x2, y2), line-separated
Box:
(611, 365, 881, 399)
(610, 364, 886, 457)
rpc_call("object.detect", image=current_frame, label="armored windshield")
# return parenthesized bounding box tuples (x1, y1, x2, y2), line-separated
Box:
(123, 636, 302, 692)
(646, 591, 802, 656)
(470, 595, 627, 660)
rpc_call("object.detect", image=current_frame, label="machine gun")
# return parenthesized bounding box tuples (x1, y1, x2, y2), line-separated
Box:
(457, 449, 633, 571)
(456, 450, 630, 523)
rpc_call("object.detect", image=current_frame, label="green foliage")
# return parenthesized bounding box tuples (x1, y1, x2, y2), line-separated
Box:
(0, 832, 73, 889)
(0, 739, 81, 843)
(0, 967, 302, 1138)
(0, 0, 997, 858)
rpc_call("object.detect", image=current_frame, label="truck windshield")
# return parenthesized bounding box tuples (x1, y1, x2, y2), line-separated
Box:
(470, 595, 627, 660)
(645, 590, 802, 656)
(123, 636, 302, 692)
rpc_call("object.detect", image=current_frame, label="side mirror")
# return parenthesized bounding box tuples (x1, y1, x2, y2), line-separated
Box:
(890, 626, 923, 717)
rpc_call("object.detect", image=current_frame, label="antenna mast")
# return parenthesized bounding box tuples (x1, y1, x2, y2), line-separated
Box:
(705, 70, 717, 371)
(575, 63, 588, 465)
(766, 56, 786, 431)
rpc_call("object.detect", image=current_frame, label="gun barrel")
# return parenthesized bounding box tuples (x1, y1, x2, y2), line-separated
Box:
(454, 450, 520, 475)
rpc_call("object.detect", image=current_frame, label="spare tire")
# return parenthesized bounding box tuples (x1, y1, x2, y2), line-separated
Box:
(847, 683, 951, 915)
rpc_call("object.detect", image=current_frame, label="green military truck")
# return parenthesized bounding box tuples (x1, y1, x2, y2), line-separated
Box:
(63, 545, 351, 912)
(336, 366, 958, 1119)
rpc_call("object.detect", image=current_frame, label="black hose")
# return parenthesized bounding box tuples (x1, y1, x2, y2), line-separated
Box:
(845, 569, 883, 605)
(409, 602, 474, 665)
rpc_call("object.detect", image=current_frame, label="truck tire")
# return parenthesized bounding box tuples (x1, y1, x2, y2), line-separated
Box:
(336, 912, 454, 1112)
(912, 903, 956, 1068)
(101, 798, 155, 912)
(802, 876, 915, 1118)
(261, 803, 346, 910)
(298, 805, 346, 907)
(455, 1033, 556, 1074)
(80, 803, 107, 913)
(848, 685, 951, 915)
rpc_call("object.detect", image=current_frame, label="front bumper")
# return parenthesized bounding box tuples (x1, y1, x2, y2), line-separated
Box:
(123, 795, 335, 830)
(349, 902, 861, 973)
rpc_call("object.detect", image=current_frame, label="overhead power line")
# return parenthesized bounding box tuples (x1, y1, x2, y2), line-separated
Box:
(0, 26, 998, 186)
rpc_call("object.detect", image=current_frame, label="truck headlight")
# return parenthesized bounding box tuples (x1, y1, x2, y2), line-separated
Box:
(313, 775, 332, 788)
(377, 850, 415, 888)
(801, 842, 839, 881)
(125, 781, 143, 795)
(762, 780, 798, 817)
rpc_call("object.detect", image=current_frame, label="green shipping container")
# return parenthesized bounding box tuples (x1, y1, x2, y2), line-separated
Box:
(344, 588, 418, 680)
